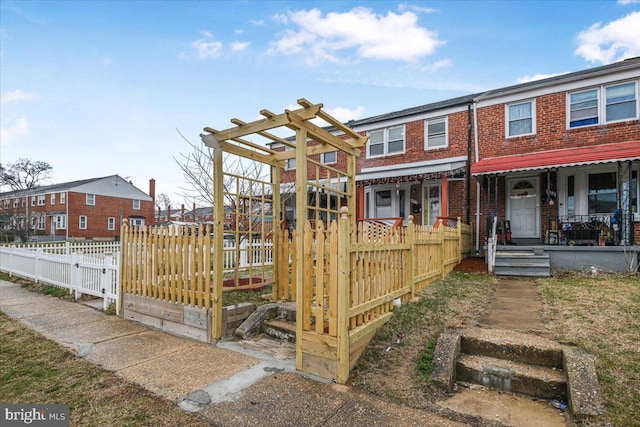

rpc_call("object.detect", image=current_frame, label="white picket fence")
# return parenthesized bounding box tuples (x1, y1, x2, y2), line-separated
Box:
(0, 243, 120, 314)
(222, 237, 274, 272)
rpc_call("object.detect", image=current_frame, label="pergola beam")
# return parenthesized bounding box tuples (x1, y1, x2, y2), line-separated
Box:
(211, 104, 323, 142)
(285, 110, 361, 157)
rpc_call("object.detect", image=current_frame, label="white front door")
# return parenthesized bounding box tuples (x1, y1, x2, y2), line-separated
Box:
(507, 178, 539, 238)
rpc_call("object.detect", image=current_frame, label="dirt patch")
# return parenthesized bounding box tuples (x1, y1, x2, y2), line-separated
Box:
(453, 256, 487, 274)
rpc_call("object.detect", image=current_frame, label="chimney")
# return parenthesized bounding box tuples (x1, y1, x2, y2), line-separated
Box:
(181, 204, 185, 221)
(149, 178, 156, 202)
(193, 202, 197, 221)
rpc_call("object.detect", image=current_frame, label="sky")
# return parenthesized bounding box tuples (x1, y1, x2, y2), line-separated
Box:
(2, 0, 640, 206)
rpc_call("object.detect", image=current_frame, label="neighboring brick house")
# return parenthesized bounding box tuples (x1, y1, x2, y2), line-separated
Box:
(0, 175, 155, 241)
(276, 56, 640, 250)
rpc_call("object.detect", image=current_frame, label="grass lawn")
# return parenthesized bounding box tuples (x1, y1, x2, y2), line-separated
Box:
(0, 312, 211, 427)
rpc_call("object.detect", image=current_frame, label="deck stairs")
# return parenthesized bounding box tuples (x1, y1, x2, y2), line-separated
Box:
(494, 246, 551, 277)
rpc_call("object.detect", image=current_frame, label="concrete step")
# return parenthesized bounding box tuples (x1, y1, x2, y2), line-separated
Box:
(456, 354, 567, 401)
(494, 266, 551, 277)
(460, 328, 564, 368)
(494, 252, 551, 277)
(262, 319, 296, 343)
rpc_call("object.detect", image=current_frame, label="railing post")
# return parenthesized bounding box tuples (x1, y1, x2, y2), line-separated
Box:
(34, 248, 41, 283)
(457, 217, 462, 263)
(336, 206, 351, 384)
(407, 215, 415, 298)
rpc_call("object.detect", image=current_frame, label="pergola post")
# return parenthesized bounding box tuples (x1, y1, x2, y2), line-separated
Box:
(212, 137, 224, 341)
(294, 127, 308, 372)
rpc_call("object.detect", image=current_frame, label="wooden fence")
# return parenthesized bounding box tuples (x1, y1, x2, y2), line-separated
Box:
(119, 213, 473, 382)
(273, 211, 472, 383)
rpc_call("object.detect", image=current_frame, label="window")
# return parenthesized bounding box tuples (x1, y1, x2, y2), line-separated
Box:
(37, 195, 45, 206)
(79, 216, 87, 229)
(426, 117, 448, 149)
(54, 215, 67, 230)
(569, 81, 638, 128)
(133, 199, 141, 210)
(425, 185, 441, 226)
(86, 194, 95, 205)
(108, 217, 115, 231)
(60, 192, 66, 204)
(367, 125, 405, 157)
(567, 176, 575, 217)
(50, 193, 56, 205)
(130, 218, 144, 227)
(38, 215, 45, 230)
(507, 101, 535, 137)
(606, 82, 637, 122)
(588, 172, 617, 213)
(31, 196, 36, 206)
(13, 199, 19, 208)
(569, 89, 598, 128)
(322, 151, 337, 164)
(3, 199, 8, 209)
(285, 147, 296, 170)
(375, 190, 392, 218)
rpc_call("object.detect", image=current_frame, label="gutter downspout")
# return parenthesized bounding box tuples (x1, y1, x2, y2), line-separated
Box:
(473, 100, 481, 254)
(466, 104, 472, 224)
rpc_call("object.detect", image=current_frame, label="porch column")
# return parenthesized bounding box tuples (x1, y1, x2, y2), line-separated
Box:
(441, 176, 448, 218)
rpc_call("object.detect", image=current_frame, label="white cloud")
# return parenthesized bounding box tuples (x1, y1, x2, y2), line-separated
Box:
(618, 0, 639, 4)
(191, 37, 223, 59)
(1, 90, 35, 105)
(421, 58, 452, 73)
(398, 3, 436, 14)
(231, 41, 251, 52)
(250, 19, 265, 26)
(0, 116, 30, 144)
(575, 11, 640, 64)
(269, 7, 443, 63)
(323, 105, 365, 123)
(517, 72, 568, 83)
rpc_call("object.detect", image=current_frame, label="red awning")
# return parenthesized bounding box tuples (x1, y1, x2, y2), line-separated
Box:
(471, 140, 640, 176)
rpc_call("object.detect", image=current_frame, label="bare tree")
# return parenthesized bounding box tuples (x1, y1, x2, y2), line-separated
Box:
(174, 130, 294, 238)
(0, 158, 53, 242)
(1, 158, 52, 191)
(155, 192, 173, 211)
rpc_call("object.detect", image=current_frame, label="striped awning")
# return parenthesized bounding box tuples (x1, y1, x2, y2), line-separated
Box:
(471, 140, 640, 176)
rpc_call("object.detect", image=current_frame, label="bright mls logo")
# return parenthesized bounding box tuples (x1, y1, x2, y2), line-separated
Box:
(1, 404, 69, 426)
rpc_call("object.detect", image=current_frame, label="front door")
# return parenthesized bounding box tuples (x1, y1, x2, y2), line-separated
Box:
(508, 178, 539, 238)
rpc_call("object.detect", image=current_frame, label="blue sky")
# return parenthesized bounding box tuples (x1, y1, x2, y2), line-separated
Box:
(2, 0, 639, 204)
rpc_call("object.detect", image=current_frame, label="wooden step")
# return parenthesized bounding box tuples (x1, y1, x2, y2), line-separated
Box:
(457, 354, 567, 401)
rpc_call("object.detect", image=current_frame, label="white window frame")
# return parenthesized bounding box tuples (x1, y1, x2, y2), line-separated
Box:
(60, 192, 66, 204)
(79, 215, 87, 230)
(50, 193, 56, 205)
(108, 217, 116, 231)
(506, 100, 536, 137)
(321, 151, 337, 164)
(133, 199, 141, 210)
(367, 125, 406, 158)
(86, 194, 95, 206)
(54, 214, 67, 230)
(567, 80, 639, 129)
(37, 195, 45, 206)
(31, 196, 36, 206)
(425, 117, 448, 149)
(37, 215, 45, 230)
(130, 218, 144, 227)
(13, 199, 19, 208)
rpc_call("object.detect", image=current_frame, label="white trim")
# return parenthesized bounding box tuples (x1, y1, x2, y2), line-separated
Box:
(566, 79, 639, 130)
(366, 125, 406, 158)
(358, 157, 467, 181)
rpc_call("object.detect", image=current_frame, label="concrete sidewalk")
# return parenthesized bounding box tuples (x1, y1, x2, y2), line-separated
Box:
(0, 280, 467, 427)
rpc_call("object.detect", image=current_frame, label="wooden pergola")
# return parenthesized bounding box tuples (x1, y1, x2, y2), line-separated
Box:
(200, 98, 367, 343)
